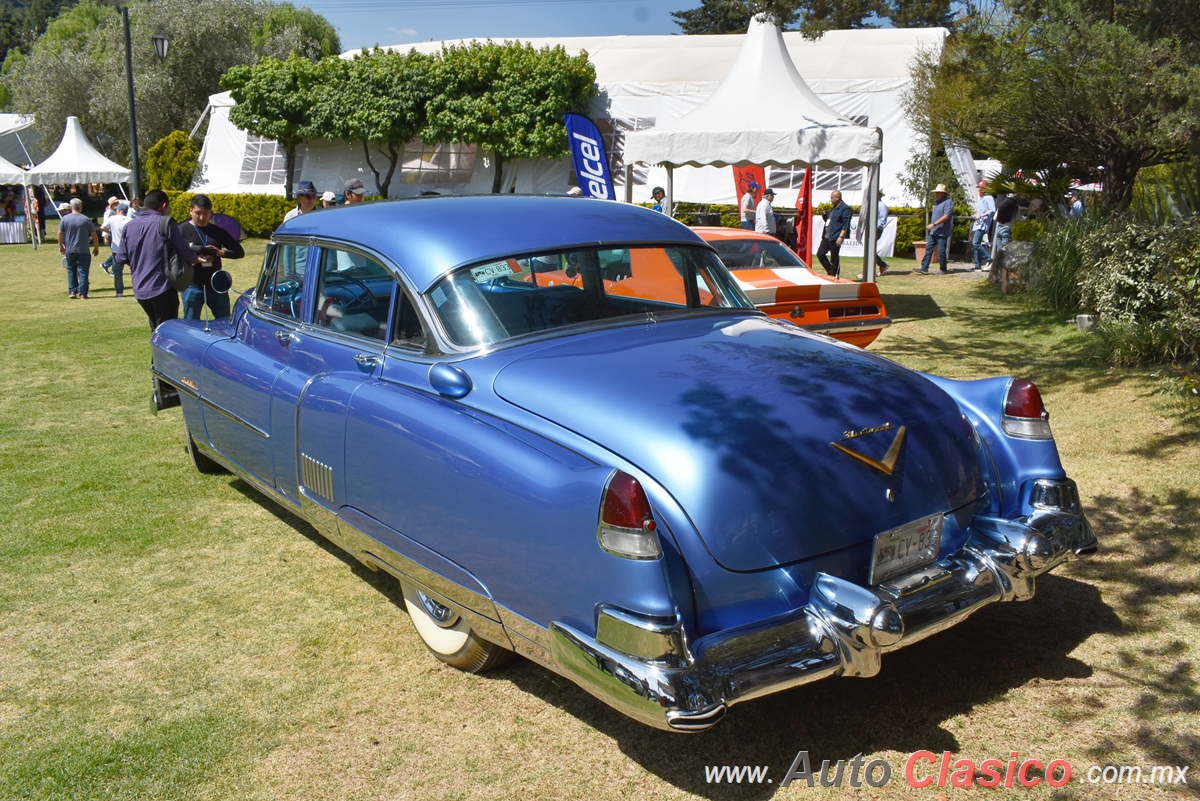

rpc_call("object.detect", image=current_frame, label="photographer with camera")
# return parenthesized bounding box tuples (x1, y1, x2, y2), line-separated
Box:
(179, 194, 244, 320)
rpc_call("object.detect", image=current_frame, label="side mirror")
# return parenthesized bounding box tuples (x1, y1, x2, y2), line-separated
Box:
(210, 269, 233, 294)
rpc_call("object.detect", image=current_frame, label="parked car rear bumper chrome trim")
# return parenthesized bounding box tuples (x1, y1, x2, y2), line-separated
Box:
(798, 316, 893, 334)
(549, 505, 1095, 732)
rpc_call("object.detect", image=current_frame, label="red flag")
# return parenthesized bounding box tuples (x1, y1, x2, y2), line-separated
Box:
(794, 168, 813, 266)
(732, 165, 766, 215)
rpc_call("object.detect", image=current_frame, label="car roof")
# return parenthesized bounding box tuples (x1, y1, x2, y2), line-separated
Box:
(692, 226, 781, 242)
(276, 195, 707, 293)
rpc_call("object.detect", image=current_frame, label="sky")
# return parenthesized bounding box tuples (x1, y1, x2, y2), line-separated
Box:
(294, 0, 690, 52)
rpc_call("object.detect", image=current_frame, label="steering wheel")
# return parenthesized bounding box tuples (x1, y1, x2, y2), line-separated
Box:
(317, 274, 375, 325)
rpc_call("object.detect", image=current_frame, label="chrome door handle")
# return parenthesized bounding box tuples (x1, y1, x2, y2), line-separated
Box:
(274, 330, 292, 344)
(353, 353, 380, 368)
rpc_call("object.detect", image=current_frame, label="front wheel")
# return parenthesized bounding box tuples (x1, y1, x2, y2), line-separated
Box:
(401, 583, 509, 673)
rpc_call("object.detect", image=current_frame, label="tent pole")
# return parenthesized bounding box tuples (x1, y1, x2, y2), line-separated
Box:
(624, 164, 633, 203)
(665, 164, 674, 217)
(864, 159, 880, 283)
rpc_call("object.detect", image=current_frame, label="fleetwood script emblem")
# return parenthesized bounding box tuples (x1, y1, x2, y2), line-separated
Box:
(831, 422, 907, 475)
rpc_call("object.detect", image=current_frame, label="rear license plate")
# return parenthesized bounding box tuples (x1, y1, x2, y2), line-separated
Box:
(869, 514, 944, 585)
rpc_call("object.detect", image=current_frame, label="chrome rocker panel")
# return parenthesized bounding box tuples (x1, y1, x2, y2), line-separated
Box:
(550, 503, 1096, 733)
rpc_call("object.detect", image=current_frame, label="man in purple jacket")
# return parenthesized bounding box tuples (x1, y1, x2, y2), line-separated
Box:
(113, 190, 208, 331)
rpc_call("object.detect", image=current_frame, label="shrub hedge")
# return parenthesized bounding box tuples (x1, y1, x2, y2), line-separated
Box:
(165, 190, 296, 237)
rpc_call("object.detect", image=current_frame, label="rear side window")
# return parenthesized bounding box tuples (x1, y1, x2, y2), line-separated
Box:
(257, 243, 309, 319)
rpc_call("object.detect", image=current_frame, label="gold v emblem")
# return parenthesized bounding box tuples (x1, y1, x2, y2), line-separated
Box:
(831, 425, 907, 475)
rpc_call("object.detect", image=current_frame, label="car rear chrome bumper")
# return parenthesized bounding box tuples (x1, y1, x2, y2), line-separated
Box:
(549, 503, 1096, 732)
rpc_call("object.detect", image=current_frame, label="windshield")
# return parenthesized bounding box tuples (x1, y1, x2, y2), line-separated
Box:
(428, 245, 754, 347)
(709, 238, 807, 270)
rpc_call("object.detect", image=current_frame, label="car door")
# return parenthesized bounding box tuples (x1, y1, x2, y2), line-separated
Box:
(200, 241, 311, 488)
(286, 245, 393, 512)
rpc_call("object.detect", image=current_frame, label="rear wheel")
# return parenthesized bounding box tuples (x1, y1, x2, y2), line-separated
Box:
(186, 425, 226, 474)
(401, 582, 509, 673)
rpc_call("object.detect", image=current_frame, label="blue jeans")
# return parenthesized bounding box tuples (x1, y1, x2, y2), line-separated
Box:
(740, 220, 755, 230)
(994, 223, 1012, 255)
(972, 228, 990, 269)
(112, 261, 127, 295)
(65, 251, 90, 296)
(921, 234, 949, 272)
(182, 285, 231, 320)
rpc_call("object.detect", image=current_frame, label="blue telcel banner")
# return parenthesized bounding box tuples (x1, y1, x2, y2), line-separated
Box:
(564, 114, 615, 200)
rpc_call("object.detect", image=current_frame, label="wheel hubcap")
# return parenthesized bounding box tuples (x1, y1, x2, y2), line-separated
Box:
(417, 590, 459, 627)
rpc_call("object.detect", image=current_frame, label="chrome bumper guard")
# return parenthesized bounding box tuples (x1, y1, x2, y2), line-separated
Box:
(550, 503, 1096, 733)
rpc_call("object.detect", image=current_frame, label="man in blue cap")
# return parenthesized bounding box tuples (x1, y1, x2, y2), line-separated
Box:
(284, 180, 317, 222)
(740, 181, 760, 229)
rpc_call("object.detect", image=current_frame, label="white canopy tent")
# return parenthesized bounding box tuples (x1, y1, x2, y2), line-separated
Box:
(0, 113, 38, 167)
(27, 116, 131, 186)
(0, 152, 24, 183)
(624, 17, 885, 280)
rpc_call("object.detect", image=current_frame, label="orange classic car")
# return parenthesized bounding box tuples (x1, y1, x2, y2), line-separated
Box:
(694, 227, 891, 348)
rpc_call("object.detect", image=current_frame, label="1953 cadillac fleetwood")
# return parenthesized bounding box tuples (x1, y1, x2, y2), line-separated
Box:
(150, 196, 1096, 732)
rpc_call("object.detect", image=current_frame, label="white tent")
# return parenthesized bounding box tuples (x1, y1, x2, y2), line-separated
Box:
(0, 113, 37, 167)
(27, 116, 131, 185)
(624, 17, 885, 279)
(193, 27, 944, 208)
(623, 18, 881, 170)
(0, 152, 25, 183)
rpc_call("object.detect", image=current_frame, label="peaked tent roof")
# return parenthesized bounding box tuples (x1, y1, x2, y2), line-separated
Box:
(0, 152, 26, 183)
(622, 17, 882, 169)
(27, 116, 130, 184)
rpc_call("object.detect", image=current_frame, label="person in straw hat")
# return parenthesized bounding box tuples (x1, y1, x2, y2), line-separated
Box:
(915, 183, 954, 274)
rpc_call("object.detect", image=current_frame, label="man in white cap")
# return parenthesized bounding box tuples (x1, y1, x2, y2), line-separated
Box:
(915, 184, 954, 274)
(100, 196, 121, 275)
(321, 190, 338, 208)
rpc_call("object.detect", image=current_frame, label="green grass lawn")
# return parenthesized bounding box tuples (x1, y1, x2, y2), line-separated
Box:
(1, 240, 1197, 800)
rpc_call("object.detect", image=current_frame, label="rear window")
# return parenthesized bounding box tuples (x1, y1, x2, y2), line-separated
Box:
(710, 238, 806, 269)
(428, 245, 753, 346)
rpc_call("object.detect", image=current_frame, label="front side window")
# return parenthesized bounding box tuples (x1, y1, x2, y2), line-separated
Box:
(312, 248, 395, 341)
(427, 245, 753, 347)
(256, 243, 309, 319)
(710, 238, 807, 270)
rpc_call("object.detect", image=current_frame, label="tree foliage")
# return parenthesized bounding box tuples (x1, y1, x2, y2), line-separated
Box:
(145, 129, 199, 191)
(423, 41, 596, 193)
(909, 0, 1200, 210)
(310, 48, 434, 198)
(1, 0, 338, 165)
(222, 55, 318, 199)
(670, 0, 955, 36)
(0, 0, 77, 71)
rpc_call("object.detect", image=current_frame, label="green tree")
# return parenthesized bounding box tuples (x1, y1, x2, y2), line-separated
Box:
(671, 0, 803, 34)
(311, 48, 433, 198)
(887, 0, 955, 28)
(909, 0, 1200, 210)
(423, 41, 596, 194)
(252, 2, 340, 61)
(2, 0, 337, 165)
(145, 129, 199, 191)
(222, 55, 318, 199)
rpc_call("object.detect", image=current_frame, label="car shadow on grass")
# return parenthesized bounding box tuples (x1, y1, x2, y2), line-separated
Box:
(499, 573, 1119, 799)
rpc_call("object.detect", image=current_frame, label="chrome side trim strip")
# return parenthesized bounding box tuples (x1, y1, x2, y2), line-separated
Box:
(495, 604, 551, 651)
(800, 316, 893, 334)
(153, 368, 269, 439)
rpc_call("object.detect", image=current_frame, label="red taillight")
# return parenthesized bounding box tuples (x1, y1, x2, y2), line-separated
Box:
(1005, 378, 1048, 420)
(601, 471, 657, 531)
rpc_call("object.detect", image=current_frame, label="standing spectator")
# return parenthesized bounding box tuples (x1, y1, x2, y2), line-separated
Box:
(343, 179, 366, 204)
(103, 202, 132, 297)
(100, 196, 120, 274)
(993, 192, 1020, 256)
(112, 189, 207, 331)
(283, 180, 317, 222)
(1067, 189, 1084, 217)
(855, 190, 890, 280)
(179, 194, 245, 320)
(740, 182, 759, 230)
(34, 186, 46, 238)
(971, 180, 997, 271)
(915, 184, 954, 275)
(57, 198, 99, 299)
(321, 191, 339, 208)
(650, 186, 666, 213)
(816, 189, 852, 278)
(128, 197, 142, 218)
(755, 188, 777, 235)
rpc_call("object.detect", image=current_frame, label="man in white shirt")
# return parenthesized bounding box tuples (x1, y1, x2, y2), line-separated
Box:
(972, 180, 997, 271)
(103, 202, 131, 297)
(100, 196, 120, 274)
(755, 188, 777, 235)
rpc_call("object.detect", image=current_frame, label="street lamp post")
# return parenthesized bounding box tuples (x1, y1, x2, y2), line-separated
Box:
(121, 7, 168, 198)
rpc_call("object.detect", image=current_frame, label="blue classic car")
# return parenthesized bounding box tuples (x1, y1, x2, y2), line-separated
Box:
(150, 196, 1096, 732)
